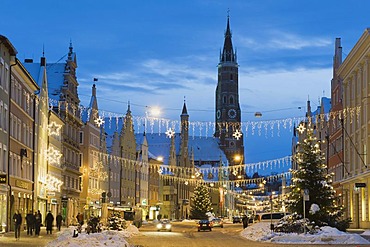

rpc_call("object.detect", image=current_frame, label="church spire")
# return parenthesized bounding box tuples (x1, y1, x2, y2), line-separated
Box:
(220, 14, 236, 63)
(181, 97, 188, 116)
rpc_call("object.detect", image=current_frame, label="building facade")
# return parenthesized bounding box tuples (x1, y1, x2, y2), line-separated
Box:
(338, 28, 370, 229)
(9, 59, 39, 230)
(24, 55, 65, 223)
(328, 38, 344, 205)
(0, 35, 16, 232)
(80, 84, 108, 220)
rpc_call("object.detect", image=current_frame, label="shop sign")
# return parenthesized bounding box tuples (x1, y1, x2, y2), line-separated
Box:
(355, 183, 366, 188)
(0, 174, 6, 184)
(142, 199, 147, 206)
(51, 198, 58, 204)
(15, 179, 29, 189)
(47, 192, 56, 196)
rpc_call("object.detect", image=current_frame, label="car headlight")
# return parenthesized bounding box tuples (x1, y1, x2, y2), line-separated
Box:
(157, 224, 162, 229)
(165, 224, 171, 229)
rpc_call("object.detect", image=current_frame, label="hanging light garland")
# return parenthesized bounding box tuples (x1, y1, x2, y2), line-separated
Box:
(91, 149, 291, 178)
(47, 98, 360, 139)
(158, 171, 291, 188)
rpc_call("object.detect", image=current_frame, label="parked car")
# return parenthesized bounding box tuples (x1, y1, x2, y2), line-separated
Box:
(156, 219, 172, 231)
(257, 212, 289, 223)
(197, 219, 212, 231)
(211, 218, 224, 228)
(232, 216, 242, 223)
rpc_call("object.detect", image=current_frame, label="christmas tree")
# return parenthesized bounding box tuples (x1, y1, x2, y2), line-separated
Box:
(287, 123, 350, 230)
(190, 183, 212, 219)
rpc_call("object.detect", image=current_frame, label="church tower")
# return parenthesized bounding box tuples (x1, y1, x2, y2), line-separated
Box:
(215, 15, 244, 167)
(179, 100, 190, 168)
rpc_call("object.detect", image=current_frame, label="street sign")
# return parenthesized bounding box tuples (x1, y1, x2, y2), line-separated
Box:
(303, 189, 309, 201)
(355, 183, 366, 188)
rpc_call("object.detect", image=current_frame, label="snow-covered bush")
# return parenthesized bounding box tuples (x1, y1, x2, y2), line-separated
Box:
(274, 213, 318, 234)
(107, 213, 127, 231)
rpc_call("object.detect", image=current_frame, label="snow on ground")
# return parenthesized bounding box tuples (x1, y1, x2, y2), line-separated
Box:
(241, 222, 370, 245)
(44, 220, 370, 246)
(46, 224, 139, 247)
(362, 230, 370, 236)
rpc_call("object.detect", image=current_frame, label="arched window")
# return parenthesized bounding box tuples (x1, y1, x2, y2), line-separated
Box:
(229, 96, 234, 104)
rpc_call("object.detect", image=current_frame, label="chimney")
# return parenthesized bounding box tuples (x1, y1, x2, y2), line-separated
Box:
(40, 57, 46, 66)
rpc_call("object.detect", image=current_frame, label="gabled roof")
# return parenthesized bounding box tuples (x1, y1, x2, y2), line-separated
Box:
(45, 63, 66, 103)
(0, 35, 17, 56)
(141, 133, 228, 166)
(24, 60, 66, 103)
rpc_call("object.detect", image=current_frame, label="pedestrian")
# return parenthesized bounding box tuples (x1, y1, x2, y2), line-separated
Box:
(242, 215, 249, 229)
(45, 211, 54, 234)
(13, 211, 22, 240)
(56, 212, 63, 231)
(76, 212, 84, 226)
(26, 210, 34, 235)
(35, 210, 42, 236)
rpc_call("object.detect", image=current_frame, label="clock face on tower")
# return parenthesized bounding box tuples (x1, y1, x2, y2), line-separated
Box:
(217, 110, 221, 119)
(228, 109, 236, 118)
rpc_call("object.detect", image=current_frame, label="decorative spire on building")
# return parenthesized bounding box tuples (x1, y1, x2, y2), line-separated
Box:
(220, 14, 236, 63)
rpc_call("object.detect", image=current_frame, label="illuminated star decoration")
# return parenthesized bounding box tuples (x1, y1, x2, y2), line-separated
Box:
(46, 147, 62, 165)
(233, 129, 243, 140)
(158, 168, 163, 174)
(48, 121, 62, 136)
(94, 116, 105, 127)
(89, 161, 108, 181)
(165, 128, 175, 138)
(184, 181, 189, 185)
(297, 124, 306, 134)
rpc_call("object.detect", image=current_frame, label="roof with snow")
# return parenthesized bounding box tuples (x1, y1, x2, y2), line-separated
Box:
(23, 59, 67, 103)
(101, 115, 228, 167)
(142, 133, 228, 166)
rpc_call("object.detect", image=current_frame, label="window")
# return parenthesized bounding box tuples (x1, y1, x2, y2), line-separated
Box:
(17, 119, 21, 140)
(0, 58, 4, 88)
(229, 96, 234, 105)
(80, 131, 84, 144)
(0, 101, 3, 130)
(0, 144, 2, 172)
(4, 104, 7, 132)
(23, 123, 26, 144)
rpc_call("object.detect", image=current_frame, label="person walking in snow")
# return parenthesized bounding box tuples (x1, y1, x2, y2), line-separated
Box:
(13, 211, 22, 240)
(242, 215, 249, 229)
(56, 212, 63, 231)
(45, 211, 54, 234)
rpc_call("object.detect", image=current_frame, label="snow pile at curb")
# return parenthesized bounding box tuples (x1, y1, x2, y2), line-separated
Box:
(46, 225, 138, 247)
(241, 222, 370, 245)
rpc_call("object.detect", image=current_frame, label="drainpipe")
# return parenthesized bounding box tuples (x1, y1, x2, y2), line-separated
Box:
(32, 90, 40, 213)
(7, 56, 18, 232)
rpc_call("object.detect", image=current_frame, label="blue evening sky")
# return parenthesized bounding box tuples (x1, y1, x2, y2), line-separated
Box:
(1, 0, 369, 173)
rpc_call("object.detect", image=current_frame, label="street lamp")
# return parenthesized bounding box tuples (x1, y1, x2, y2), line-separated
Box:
(254, 112, 262, 118)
